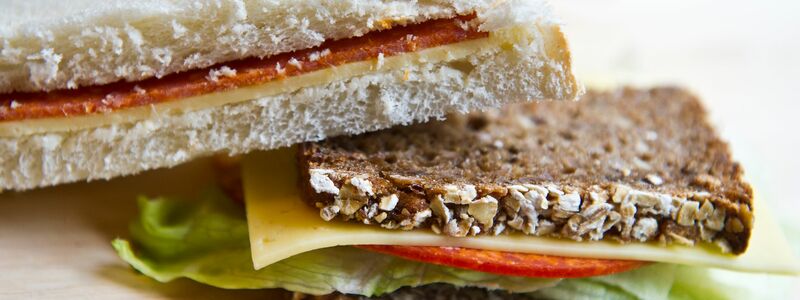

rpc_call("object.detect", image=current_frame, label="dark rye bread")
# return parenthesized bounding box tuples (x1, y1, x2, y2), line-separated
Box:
(289, 284, 537, 299)
(298, 87, 753, 254)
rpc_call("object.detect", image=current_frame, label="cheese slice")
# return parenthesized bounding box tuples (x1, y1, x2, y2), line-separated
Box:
(243, 148, 800, 275)
(0, 26, 527, 138)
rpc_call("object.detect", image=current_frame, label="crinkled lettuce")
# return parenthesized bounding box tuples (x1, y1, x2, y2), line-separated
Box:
(112, 190, 557, 296)
(112, 190, 732, 299)
(531, 264, 734, 300)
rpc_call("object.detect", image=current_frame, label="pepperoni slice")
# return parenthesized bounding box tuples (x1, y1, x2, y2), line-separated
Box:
(357, 245, 647, 278)
(1, 15, 485, 121)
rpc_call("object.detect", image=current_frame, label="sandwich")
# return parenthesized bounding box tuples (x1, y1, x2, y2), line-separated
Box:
(0, 0, 579, 191)
(4, 1, 797, 299)
(113, 87, 800, 299)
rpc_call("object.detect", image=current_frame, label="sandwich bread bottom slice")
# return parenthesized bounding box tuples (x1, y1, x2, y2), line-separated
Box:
(299, 87, 753, 254)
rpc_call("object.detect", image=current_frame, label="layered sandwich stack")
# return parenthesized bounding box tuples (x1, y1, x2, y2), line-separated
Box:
(2, 0, 798, 299)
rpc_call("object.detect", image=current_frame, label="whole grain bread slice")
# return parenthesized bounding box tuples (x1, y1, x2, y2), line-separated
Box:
(298, 87, 754, 254)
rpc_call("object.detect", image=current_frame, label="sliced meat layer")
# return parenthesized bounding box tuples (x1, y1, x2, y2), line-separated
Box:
(358, 245, 646, 278)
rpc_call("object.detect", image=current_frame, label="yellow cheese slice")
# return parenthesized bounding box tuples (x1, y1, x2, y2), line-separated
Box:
(243, 148, 800, 275)
(0, 27, 528, 138)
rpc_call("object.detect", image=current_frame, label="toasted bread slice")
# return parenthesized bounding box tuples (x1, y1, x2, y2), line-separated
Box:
(299, 87, 754, 254)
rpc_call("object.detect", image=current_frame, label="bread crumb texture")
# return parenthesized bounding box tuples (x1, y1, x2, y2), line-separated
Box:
(0, 0, 558, 93)
(299, 87, 754, 254)
(1, 22, 576, 191)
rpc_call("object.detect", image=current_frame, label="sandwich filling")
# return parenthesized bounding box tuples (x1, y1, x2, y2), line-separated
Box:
(244, 147, 798, 274)
(112, 187, 735, 298)
(357, 245, 647, 278)
(0, 15, 547, 137)
(298, 88, 754, 254)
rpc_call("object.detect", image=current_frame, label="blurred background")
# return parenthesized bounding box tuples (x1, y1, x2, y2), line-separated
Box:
(1, 0, 798, 298)
(554, 0, 800, 296)
(554, 0, 800, 222)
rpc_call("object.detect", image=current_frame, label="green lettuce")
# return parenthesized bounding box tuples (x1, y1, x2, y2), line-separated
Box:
(112, 189, 557, 296)
(112, 190, 734, 299)
(531, 264, 734, 300)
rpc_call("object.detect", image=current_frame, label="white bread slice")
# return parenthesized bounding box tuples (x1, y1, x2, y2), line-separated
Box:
(0, 0, 578, 191)
(0, 25, 577, 191)
(0, 0, 544, 93)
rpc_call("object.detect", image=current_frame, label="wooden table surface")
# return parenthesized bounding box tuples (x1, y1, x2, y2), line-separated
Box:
(0, 160, 288, 299)
(2, 0, 799, 298)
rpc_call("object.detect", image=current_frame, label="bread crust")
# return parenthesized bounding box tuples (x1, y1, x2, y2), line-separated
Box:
(287, 283, 533, 299)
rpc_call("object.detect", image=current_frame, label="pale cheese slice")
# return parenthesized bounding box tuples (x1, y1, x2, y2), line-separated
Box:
(243, 148, 800, 275)
(0, 26, 528, 138)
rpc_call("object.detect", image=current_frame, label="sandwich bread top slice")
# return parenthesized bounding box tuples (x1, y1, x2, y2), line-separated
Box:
(299, 87, 753, 254)
(0, 0, 579, 191)
(1, 0, 546, 93)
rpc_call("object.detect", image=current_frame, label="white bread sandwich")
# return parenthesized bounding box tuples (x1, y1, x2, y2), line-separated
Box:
(0, 0, 580, 191)
(113, 87, 800, 299)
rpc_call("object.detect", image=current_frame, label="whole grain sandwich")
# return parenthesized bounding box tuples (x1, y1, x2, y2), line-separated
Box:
(114, 87, 800, 299)
(0, 0, 579, 191)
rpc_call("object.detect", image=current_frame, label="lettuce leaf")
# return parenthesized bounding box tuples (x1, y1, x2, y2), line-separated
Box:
(112, 190, 733, 299)
(532, 264, 736, 300)
(112, 189, 557, 296)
